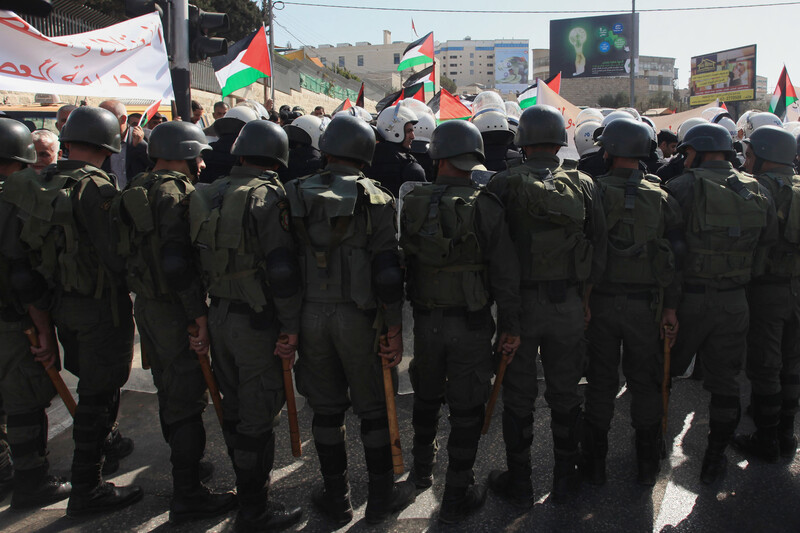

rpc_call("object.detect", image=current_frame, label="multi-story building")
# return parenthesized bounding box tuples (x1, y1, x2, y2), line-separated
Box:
(756, 75, 768, 100)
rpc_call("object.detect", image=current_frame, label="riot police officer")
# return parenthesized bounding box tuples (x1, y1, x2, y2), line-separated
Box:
(400, 120, 521, 523)
(734, 126, 800, 462)
(582, 118, 683, 486)
(120, 121, 237, 523)
(486, 105, 607, 505)
(0, 118, 71, 509)
(285, 115, 415, 525)
(665, 122, 777, 484)
(191, 120, 303, 532)
(365, 102, 426, 197)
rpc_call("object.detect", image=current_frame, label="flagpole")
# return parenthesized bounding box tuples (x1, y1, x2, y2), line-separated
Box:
(268, 0, 275, 102)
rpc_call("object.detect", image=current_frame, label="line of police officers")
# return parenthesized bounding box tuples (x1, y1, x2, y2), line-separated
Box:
(0, 99, 797, 530)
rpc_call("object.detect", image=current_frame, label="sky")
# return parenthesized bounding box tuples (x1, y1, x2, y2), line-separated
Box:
(270, 0, 800, 92)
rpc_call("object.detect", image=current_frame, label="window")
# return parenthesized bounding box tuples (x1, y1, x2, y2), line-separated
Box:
(449, 63, 458, 67)
(470, 53, 474, 58)
(487, 54, 494, 59)
(338, 56, 345, 67)
(487, 63, 493, 67)
(320, 57, 327, 65)
(393, 53, 400, 64)
(450, 55, 458, 59)
(470, 61, 474, 66)
(470, 69, 474, 75)
(357, 55, 364, 67)
(449, 71, 457, 76)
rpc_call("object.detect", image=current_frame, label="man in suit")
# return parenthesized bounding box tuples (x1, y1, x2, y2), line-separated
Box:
(98, 100, 151, 189)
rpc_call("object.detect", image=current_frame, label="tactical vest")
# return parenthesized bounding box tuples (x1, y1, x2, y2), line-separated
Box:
(3, 166, 113, 297)
(400, 183, 489, 310)
(111, 171, 190, 300)
(685, 168, 768, 284)
(285, 170, 389, 308)
(598, 172, 675, 287)
(190, 173, 284, 312)
(0, 181, 19, 313)
(504, 164, 592, 282)
(760, 172, 800, 278)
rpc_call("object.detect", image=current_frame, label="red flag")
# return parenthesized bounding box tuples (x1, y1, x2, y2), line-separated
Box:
(720, 102, 728, 111)
(428, 88, 472, 121)
(412, 18, 418, 38)
(241, 25, 272, 78)
(393, 83, 426, 105)
(139, 100, 161, 127)
(546, 72, 562, 94)
(356, 83, 365, 108)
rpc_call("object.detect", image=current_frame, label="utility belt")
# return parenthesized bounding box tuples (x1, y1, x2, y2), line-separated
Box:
(683, 283, 744, 294)
(520, 279, 580, 304)
(210, 295, 276, 331)
(413, 303, 492, 330)
(592, 288, 655, 301)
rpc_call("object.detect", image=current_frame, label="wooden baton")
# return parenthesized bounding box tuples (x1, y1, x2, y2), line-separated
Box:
(278, 334, 302, 458)
(23, 326, 76, 417)
(482, 353, 510, 435)
(188, 323, 225, 426)
(662, 327, 672, 435)
(381, 334, 404, 475)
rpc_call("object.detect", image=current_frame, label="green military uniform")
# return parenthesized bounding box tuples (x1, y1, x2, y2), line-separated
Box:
(0, 178, 58, 501)
(665, 159, 777, 481)
(583, 167, 683, 484)
(487, 152, 607, 502)
(401, 175, 521, 502)
(191, 164, 301, 524)
(743, 166, 800, 458)
(285, 162, 409, 521)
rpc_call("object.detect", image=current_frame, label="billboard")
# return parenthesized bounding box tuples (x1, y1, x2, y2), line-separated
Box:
(549, 14, 639, 78)
(495, 46, 529, 93)
(689, 45, 756, 106)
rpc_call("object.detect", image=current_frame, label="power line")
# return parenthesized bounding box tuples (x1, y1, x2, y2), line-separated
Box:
(274, 19, 311, 49)
(281, 1, 800, 14)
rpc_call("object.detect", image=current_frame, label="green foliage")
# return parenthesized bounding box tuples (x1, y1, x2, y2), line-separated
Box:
(329, 65, 361, 81)
(440, 74, 457, 94)
(597, 91, 630, 108)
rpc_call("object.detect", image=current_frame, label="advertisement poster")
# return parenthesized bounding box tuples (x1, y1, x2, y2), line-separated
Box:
(549, 14, 639, 78)
(495, 47, 529, 93)
(689, 45, 756, 106)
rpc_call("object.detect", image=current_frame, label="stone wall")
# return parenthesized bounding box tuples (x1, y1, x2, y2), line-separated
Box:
(559, 77, 650, 107)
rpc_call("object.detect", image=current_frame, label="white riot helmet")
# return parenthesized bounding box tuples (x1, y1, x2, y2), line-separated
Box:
(677, 117, 709, 142)
(714, 116, 738, 140)
(601, 110, 636, 127)
(576, 108, 605, 126)
(618, 107, 641, 121)
(743, 112, 784, 138)
(334, 105, 373, 123)
(214, 105, 260, 136)
(736, 110, 757, 138)
(284, 114, 325, 150)
(504, 101, 522, 134)
(400, 99, 434, 120)
(575, 120, 601, 157)
(782, 121, 800, 132)
(413, 112, 436, 143)
(472, 110, 514, 145)
(376, 102, 418, 143)
(471, 91, 506, 119)
(701, 106, 728, 122)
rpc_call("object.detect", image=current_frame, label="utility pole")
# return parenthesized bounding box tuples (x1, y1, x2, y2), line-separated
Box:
(268, 0, 275, 102)
(629, 0, 636, 109)
(171, 0, 191, 122)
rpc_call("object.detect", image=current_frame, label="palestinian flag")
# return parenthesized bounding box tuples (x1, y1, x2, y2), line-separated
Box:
(428, 89, 472, 122)
(517, 73, 562, 109)
(396, 82, 426, 104)
(770, 66, 798, 120)
(139, 99, 162, 127)
(398, 31, 433, 71)
(404, 65, 435, 93)
(356, 83, 365, 108)
(332, 98, 353, 115)
(212, 26, 271, 98)
(376, 90, 402, 113)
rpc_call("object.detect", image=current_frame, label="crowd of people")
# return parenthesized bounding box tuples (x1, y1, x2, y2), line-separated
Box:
(0, 91, 798, 532)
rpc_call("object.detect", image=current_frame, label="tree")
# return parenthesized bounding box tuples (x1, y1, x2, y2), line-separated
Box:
(597, 92, 629, 108)
(440, 74, 457, 94)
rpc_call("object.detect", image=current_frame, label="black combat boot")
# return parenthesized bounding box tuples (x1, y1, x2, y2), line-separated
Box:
(733, 393, 780, 463)
(410, 398, 441, 490)
(701, 424, 736, 485)
(439, 483, 488, 524)
(488, 410, 534, 509)
(551, 407, 582, 504)
(311, 440, 352, 526)
(236, 486, 303, 533)
(101, 394, 134, 476)
(364, 469, 416, 524)
(10, 464, 71, 509)
(580, 422, 608, 486)
(67, 394, 143, 517)
(635, 425, 662, 486)
(778, 413, 798, 458)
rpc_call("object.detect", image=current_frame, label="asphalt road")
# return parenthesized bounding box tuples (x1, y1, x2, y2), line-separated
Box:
(1, 305, 799, 532)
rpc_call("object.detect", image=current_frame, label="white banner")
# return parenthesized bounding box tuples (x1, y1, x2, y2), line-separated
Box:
(0, 11, 174, 101)
(649, 101, 720, 133)
(536, 79, 581, 160)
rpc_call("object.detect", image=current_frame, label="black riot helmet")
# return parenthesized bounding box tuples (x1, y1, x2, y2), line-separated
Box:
(59, 106, 121, 153)
(596, 118, 655, 159)
(677, 123, 735, 155)
(148, 121, 211, 161)
(319, 114, 376, 165)
(231, 120, 290, 167)
(0, 117, 36, 164)
(515, 105, 568, 147)
(428, 120, 486, 171)
(744, 125, 797, 167)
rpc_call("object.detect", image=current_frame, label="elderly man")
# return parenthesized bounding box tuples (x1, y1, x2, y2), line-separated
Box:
(31, 129, 61, 174)
(98, 100, 151, 189)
